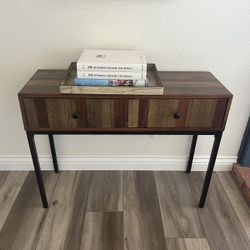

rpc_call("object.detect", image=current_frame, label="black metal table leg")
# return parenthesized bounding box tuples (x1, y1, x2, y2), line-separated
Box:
(199, 131, 223, 208)
(48, 134, 59, 173)
(26, 132, 48, 208)
(186, 134, 198, 173)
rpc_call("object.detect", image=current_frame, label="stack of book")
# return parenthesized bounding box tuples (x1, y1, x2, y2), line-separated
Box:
(75, 49, 147, 87)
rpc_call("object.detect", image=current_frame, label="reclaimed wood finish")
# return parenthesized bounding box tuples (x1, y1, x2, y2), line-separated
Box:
(128, 98, 227, 129)
(22, 96, 229, 131)
(128, 99, 139, 127)
(23, 98, 127, 129)
(0, 171, 250, 249)
(18, 70, 232, 97)
(86, 99, 123, 128)
(185, 99, 217, 128)
(18, 69, 232, 132)
(46, 99, 77, 128)
(23, 99, 39, 128)
(148, 99, 179, 127)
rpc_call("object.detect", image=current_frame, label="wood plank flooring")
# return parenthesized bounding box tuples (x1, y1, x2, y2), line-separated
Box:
(0, 171, 249, 250)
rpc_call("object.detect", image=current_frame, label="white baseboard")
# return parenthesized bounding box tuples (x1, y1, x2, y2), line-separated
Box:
(0, 155, 236, 171)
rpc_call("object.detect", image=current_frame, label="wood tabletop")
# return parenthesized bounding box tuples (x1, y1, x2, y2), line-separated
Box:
(18, 69, 233, 98)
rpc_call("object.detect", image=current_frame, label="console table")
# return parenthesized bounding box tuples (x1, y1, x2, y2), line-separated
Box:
(18, 69, 232, 208)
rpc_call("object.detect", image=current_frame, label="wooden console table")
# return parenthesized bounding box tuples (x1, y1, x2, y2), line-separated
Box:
(18, 69, 232, 208)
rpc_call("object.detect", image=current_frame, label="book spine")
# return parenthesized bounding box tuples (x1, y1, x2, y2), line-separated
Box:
(74, 78, 147, 87)
(77, 71, 147, 80)
(109, 79, 146, 87)
(76, 63, 147, 72)
(74, 78, 109, 86)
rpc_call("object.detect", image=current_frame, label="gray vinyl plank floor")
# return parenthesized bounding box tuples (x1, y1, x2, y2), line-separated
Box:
(0, 171, 249, 250)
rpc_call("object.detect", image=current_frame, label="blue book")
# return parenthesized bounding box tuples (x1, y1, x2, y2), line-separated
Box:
(74, 78, 110, 86)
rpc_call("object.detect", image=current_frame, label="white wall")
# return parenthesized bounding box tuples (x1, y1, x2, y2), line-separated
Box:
(0, 0, 249, 170)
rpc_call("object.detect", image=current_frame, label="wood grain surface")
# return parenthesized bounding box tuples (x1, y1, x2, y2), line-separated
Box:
(128, 99, 139, 128)
(123, 171, 167, 250)
(81, 212, 124, 250)
(148, 99, 179, 127)
(187, 172, 250, 250)
(19, 70, 232, 132)
(0, 171, 28, 230)
(185, 99, 217, 127)
(0, 172, 59, 250)
(155, 172, 205, 238)
(86, 171, 122, 212)
(22, 96, 227, 131)
(217, 172, 250, 240)
(19, 70, 232, 98)
(1, 171, 249, 250)
(165, 238, 210, 250)
(35, 171, 92, 250)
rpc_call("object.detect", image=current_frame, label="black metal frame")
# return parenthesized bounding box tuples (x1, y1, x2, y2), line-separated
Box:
(26, 130, 223, 208)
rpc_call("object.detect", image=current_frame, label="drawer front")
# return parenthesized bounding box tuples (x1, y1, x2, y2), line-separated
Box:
(23, 97, 228, 131)
(128, 98, 228, 129)
(23, 98, 126, 129)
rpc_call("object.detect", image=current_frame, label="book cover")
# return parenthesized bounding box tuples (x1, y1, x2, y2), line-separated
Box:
(77, 71, 147, 80)
(77, 49, 147, 72)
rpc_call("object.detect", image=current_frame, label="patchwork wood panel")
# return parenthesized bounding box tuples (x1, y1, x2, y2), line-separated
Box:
(86, 99, 115, 128)
(138, 99, 150, 127)
(114, 99, 127, 128)
(35, 99, 49, 127)
(19, 70, 232, 132)
(175, 99, 189, 127)
(85, 99, 126, 128)
(212, 99, 228, 128)
(148, 99, 179, 127)
(23, 97, 228, 130)
(46, 99, 78, 128)
(23, 99, 39, 128)
(186, 99, 217, 128)
(129, 98, 225, 129)
(75, 99, 88, 128)
(128, 99, 139, 127)
(24, 98, 127, 129)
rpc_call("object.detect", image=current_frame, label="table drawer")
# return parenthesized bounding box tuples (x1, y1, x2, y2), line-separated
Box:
(22, 97, 228, 131)
(23, 98, 126, 129)
(128, 98, 228, 129)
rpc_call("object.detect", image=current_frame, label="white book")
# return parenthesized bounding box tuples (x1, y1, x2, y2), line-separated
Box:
(77, 49, 147, 72)
(77, 70, 147, 80)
